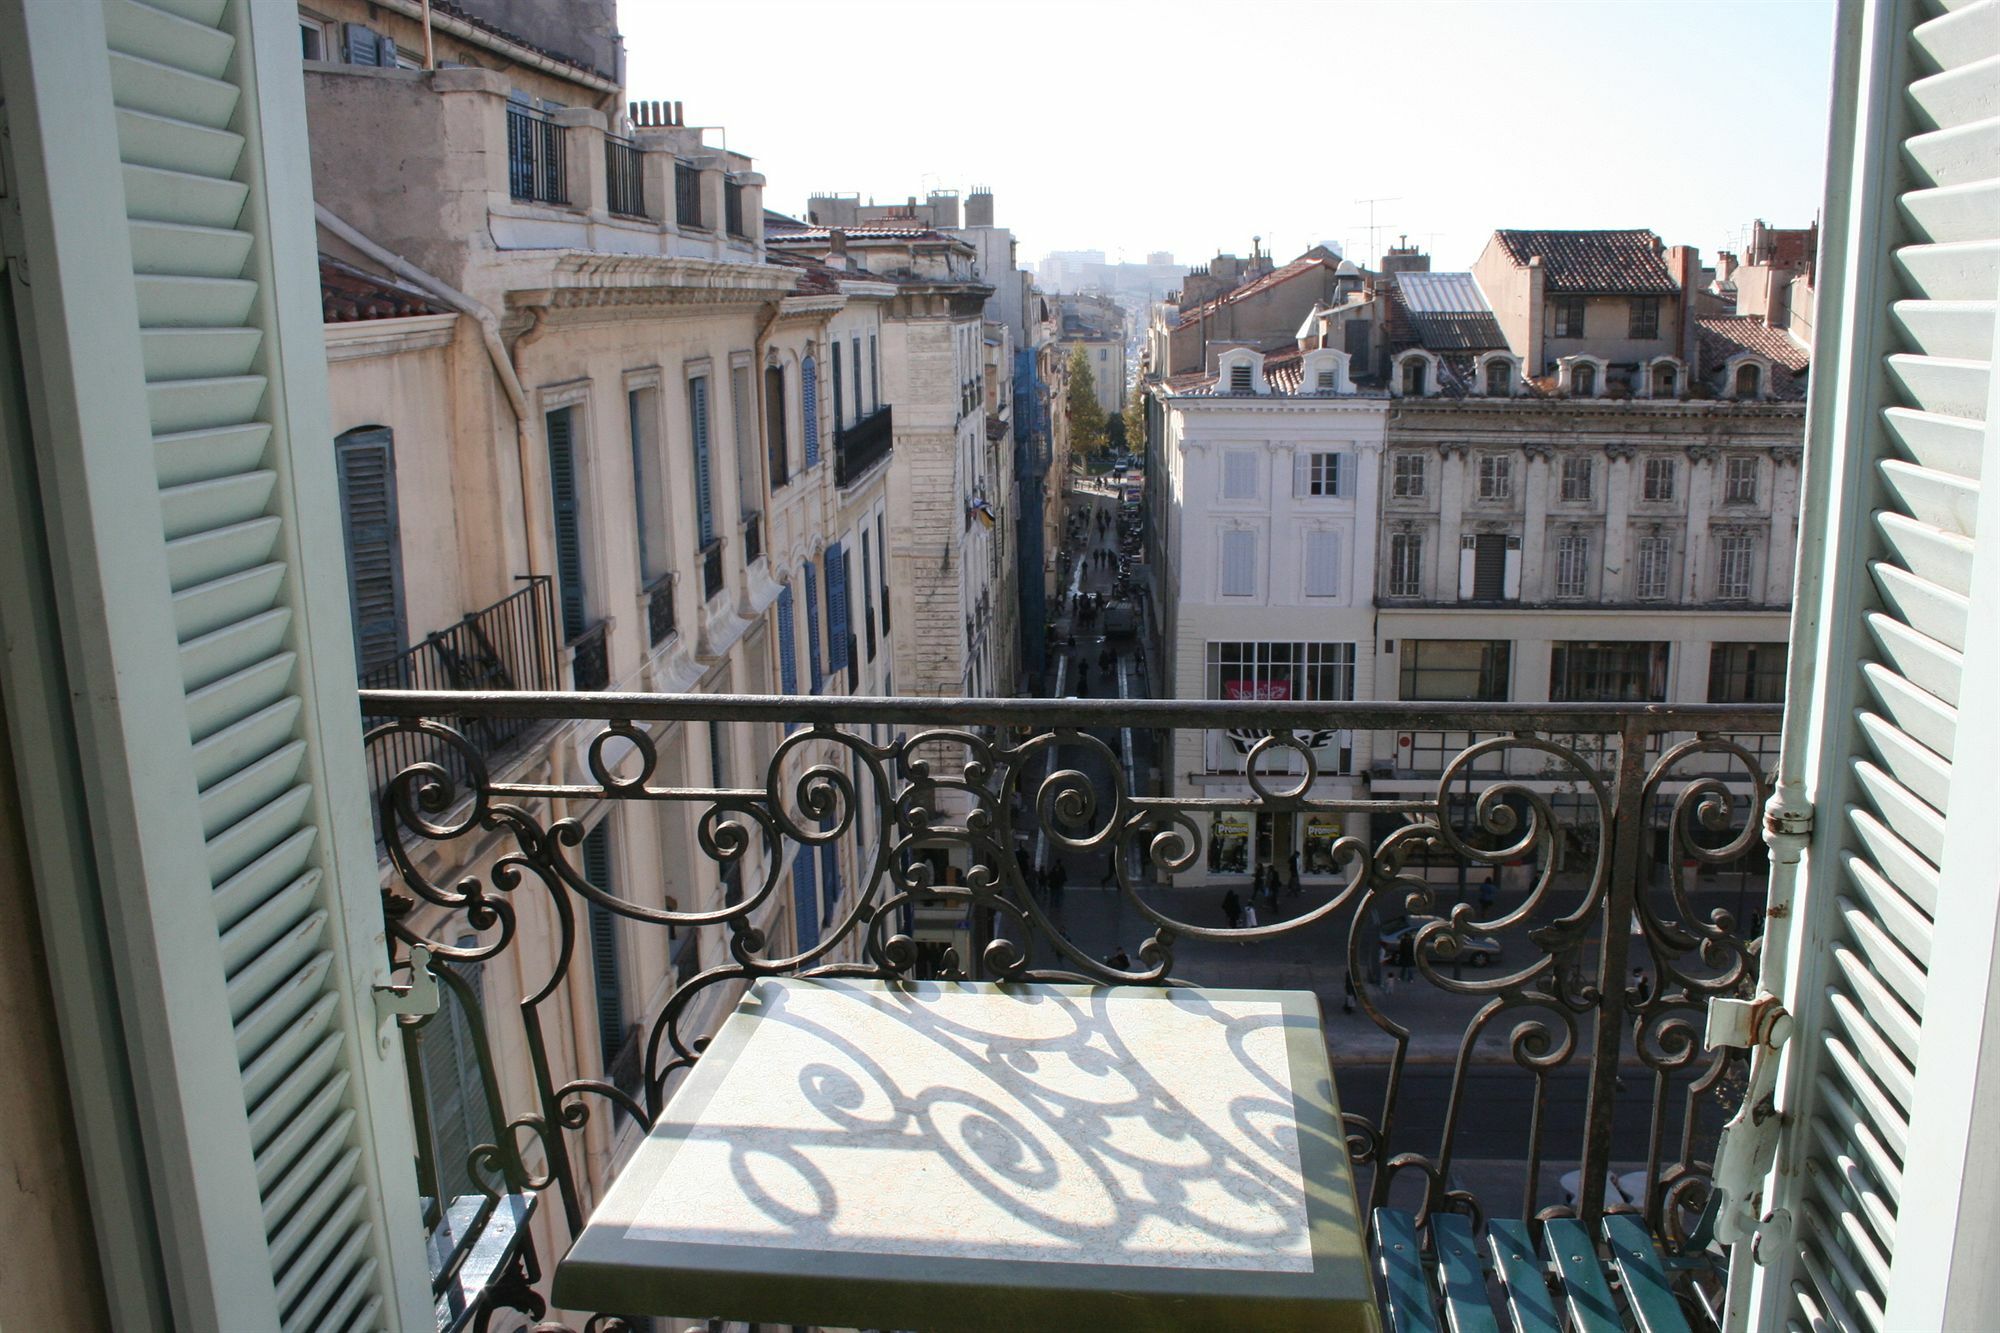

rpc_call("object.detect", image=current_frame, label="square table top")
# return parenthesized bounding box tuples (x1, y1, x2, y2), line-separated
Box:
(553, 977, 1377, 1332)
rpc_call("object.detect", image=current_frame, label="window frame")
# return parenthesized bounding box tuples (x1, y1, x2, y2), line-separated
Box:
(1724, 455, 1760, 505)
(1716, 532, 1757, 601)
(1388, 530, 1424, 598)
(1642, 456, 1678, 503)
(1399, 639, 1512, 702)
(1636, 534, 1673, 601)
(1476, 452, 1513, 501)
(1554, 531, 1591, 599)
(1552, 295, 1586, 338)
(1629, 296, 1661, 339)
(1391, 452, 1427, 499)
(1559, 455, 1594, 503)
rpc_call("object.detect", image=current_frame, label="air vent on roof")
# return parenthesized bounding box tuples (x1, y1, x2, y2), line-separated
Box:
(1230, 363, 1253, 393)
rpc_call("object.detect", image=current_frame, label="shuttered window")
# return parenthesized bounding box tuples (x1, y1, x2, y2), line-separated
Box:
(1555, 533, 1590, 599)
(776, 586, 798, 695)
(334, 427, 406, 676)
(792, 847, 819, 951)
(581, 823, 631, 1093)
(1472, 533, 1510, 599)
(802, 355, 820, 467)
(819, 814, 843, 923)
(1220, 529, 1256, 596)
(1636, 535, 1672, 600)
(1297, 451, 1344, 498)
(802, 560, 824, 694)
(416, 956, 493, 1211)
(1388, 532, 1424, 597)
(826, 541, 850, 676)
(831, 342, 844, 429)
(1753, 3, 1997, 1325)
(690, 376, 715, 544)
(1222, 451, 1258, 500)
(861, 530, 877, 661)
(546, 407, 590, 641)
(630, 388, 669, 586)
(1303, 529, 1341, 597)
(868, 334, 879, 408)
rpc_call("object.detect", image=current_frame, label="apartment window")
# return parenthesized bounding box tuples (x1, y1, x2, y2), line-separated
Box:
(544, 407, 591, 642)
(801, 355, 821, 468)
(1300, 451, 1344, 498)
(1629, 297, 1660, 339)
(1220, 529, 1256, 596)
(852, 335, 864, 414)
(877, 511, 890, 637)
(861, 529, 877, 661)
(1642, 456, 1678, 502)
(1388, 531, 1424, 597)
(1205, 641, 1356, 703)
(690, 376, 722, 600)
(1717, 533, 1757, 601)
(415, 946, 495, 1207)
(1555, 533, 1590, 599)
(1222, 450, 1258, 500)
(299, 14, 334, 59)
(724, 179, 746, 237)
(674, 161, 702, 228)
(1400, 640, 1511, 701)
(1303, 529, 1342, 598)
(628, 387, 668, 587)
(1477, 453, 1512, 501)
(1724, 455, 1759, 504)
(1486, 360, 1511, 396)
(1391, 452, 1427, 498)
(1468, 532, 1514, 599)
(1550, 641, 1670, 702)
(581, 823, 635, 1094)
(1571, 362, 1597, 397)
(764, 364, 789, 489)
(868, 334, 879, 408)
(1709, 641, 1788, 703)
(1636, 535, 1672, 600)
(1552, 296, 1586, 338)
(334, 426, 407, 678)
(1229, 362, 1254, 393)
(1559, 456, 1594, 502)
(1734, 363, 1761, 399)
(1401, 358, 1427, 396)
(1652, 362, 1678, 397)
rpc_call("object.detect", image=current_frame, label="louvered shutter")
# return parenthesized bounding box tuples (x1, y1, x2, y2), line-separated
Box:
(802, 355, 820, 467)
(826, 540, 849, 675)
(1304, 529, 1341, 597)
(334, 428, 406, 676)
(545, 408, 589, 642)
(343, 21, 385, 66)
(1221, 529, 1255, 595)
(819, 813, 843, 923)
(417, 957, 491, 1210)
(792, 847, 820, 952)
(691, 375, 714, 545)
(803, 560, 824, 694)
(1740, 1, 2000, 1328)
(832, 343, 844, 429)
(4, 2, 429, 1324)
(581, 824, 625, 1076)
(776, 586, 799, 695)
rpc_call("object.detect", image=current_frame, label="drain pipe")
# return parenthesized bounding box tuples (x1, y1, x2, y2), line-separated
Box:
(313, 204, 544, 583)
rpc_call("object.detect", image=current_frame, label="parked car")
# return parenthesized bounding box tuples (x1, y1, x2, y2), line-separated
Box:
(1379, 915, 1503, 967)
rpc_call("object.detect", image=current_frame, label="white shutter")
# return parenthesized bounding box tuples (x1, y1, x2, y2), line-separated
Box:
(1457, 537, 1477, 600)
(1304, 529, 1341, 597)
(4, 3, 426, 1328)
(1293, 452, 1311, 498)
(1222, 449, 1257, 500)
(1221, 529, 1255, 596)
(1740, 0, 2000, 1328)
(1502, 539, 1523, 600)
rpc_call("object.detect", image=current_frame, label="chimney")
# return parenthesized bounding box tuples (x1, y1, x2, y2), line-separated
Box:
(965, 187, 994, 228)
(1668, 244, 1701, 368)
(829, 227, 848, 269)
(1526, 256, 1546, 374)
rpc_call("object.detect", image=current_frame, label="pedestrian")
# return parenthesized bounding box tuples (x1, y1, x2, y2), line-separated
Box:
(1221, 887, 1243, 929)
(1243, 901, 1259, 930)
(1106, 947, 1131, 971)
(1342, 969, 1358, 1015)
(1630, 967, 1654, 1005)
(1396, 934, 1416, 983)
(1047, 860, 1067, 911)
(1252, 863, 1268, 904)
(1098, 646, 1113, 674)
(1287, 862, 1302, 899)
(1478, 873, 1497, 914)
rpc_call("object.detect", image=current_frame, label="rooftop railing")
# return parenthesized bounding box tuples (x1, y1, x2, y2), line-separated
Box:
(363, 693, 1778, 1329)
(504, 103, 566, 205)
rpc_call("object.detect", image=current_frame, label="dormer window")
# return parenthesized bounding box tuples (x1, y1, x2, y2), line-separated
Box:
(1653, 363, 1677, 397)
(1573, 362, 1597, 397)
(1402, 359, 1427, 396)
(1316, 370, 1336, 393)
(1734, 363, 1761, 399)
(1487, 360, 1511, 396)
(1229, 363, 1254, 393)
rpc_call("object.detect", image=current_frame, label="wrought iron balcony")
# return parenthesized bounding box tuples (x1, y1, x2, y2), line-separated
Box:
(362, 692, 1778, 1330)
(567, 620, 610, 692)
(642, 574, 675, 649)
(505, 103, 566, 205)
(603, 134, 647, 219)
(835, 405, 893, 488)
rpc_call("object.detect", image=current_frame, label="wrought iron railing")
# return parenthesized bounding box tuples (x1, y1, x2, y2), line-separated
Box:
(505, 103, 566, 205)
(363, 693, 1778, 1329)
(642, 574, 674, 649)
(356, 577, 556, 805)
(699, 538, 724, 602)
(835, 405, 893, 488)
(567, 620, 610, 691)
(674, 161, 701, 229)
(603, 135, 646, 218)
(741, 511, 763, 567)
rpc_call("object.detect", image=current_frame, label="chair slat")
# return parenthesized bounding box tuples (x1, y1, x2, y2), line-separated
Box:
(1542, 1218, 1625, 1333)
(1374, 1207, 1443, 1333)
(1485, 1220, 1562, 1333)
(1430, 1213, 1501, 1333)
(1602, 1215, 1694, 1333)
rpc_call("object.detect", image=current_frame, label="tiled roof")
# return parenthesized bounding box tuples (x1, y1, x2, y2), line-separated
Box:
(430, 0, 614, 81)
(1696, 315, 1810, 373)
(766, 225, 953, 244)
(765, 249, 842, 295)
(319, 255, 448, 322)
(1171, 253, 1335, 330)
(1491, 230, 1681, 295)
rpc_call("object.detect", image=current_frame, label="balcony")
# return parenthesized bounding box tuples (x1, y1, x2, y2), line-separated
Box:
(835, 405, 893, 488)
(643, 573, 675, 649)
(361, 692, 1777, 1331)
(567, 619, 610, 691)
(603, 134, 647, 218)
(504, 103, 567, 205)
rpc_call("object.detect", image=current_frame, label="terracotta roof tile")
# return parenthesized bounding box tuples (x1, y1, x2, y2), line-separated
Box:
(1172, 253, 1335, 330)
(1696, 315, 1810, 373)
(1492, 229, 1680, 295)
(319, 255, 448, 323)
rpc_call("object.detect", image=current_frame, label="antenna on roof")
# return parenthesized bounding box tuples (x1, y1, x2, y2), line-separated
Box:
(1352, 196, 1402, 269)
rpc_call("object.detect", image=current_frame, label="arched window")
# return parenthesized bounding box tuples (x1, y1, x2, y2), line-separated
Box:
(1573, 362, 1596, 397)
(1487, 360, 1511, 396)
(1402, 358, 1427, 396)
(1735, 363, 1760, 399)
(1653, 363, 1677, 397)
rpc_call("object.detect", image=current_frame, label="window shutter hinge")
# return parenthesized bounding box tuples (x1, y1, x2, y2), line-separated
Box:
(1706, 993, 1792, 1245)
(374, 944, 441, 1021)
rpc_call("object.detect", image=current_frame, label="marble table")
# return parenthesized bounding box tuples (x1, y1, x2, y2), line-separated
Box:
(553, 978, 1377, 1331)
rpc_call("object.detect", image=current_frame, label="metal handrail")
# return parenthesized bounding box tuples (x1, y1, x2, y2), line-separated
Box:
(834, 405, 893, 488)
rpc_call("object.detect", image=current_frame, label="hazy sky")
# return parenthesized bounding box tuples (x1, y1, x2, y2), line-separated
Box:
(623, 0, 1836, 272)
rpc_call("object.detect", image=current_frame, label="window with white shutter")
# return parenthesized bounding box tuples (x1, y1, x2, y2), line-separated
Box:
(1220, 529, 1256, 596)
(1303, 529, 1342, 597)
(1298, 451, 1344, 498)
(1222, 450, 1258, 500)
(1737, 3, 2000, 1326)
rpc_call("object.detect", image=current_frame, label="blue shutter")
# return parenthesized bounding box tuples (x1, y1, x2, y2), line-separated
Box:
(819, 814, 842, 924)
(581, 824, 624, 1076)
(546, 408, 589, 641)
(852, 335, 863, 412)
(791, 847, 819, 951)
(826, 541, 850, 675)
(831, 343, 844, 430)
(802, 355, 820, 468)
(803, 560, 823, 694)
(690, 376, 714, 546)
(334, 427, 406, 677)
(776, 587, 798, 695)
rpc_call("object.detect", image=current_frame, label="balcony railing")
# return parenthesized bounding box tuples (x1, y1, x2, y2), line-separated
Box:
(674, 161, 702, 229)
(505, 103, 566, 205)
(741, 511, 763, 566)
(834, 405, 893, 488)
(567, 619, 610, 691)
(603, 135, 646, 218)
(643, 573, 675, 649)
(699, 537, 725, 602)
(362, 693, 1777, 1330)
(356, 576, 556, 804)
